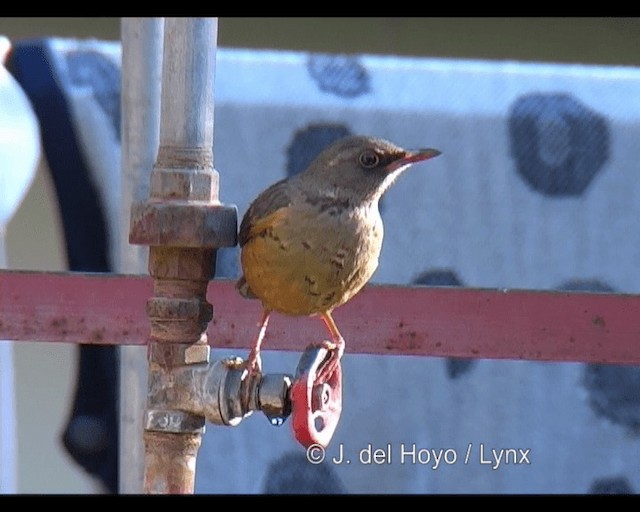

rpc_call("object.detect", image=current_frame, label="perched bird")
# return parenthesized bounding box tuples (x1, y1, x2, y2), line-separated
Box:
(237, 135, 440, 384)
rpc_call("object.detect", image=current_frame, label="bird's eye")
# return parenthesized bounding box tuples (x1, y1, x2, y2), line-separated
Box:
(358, 150, 380, 169)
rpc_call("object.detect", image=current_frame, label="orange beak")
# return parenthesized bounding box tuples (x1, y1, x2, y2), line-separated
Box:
(403, 148, 441, 164)
(387, 148, 441, 172)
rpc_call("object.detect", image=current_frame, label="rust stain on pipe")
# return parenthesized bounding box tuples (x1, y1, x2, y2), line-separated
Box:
(143, 431, 201, 494)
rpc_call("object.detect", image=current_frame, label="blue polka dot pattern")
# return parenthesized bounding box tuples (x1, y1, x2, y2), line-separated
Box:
(583, 364, 640, 434)
(508, 93, 610, 196)
(308, 54, 370, 98)
(261, 452, 346, 494)
(589, 476, 634, 494)
(413, 269, 462, 288)
(558, 279, 613, 293)
(558, 281, 640, 434)
(66, 50, 121, 140)
(286, 124, 352, 177)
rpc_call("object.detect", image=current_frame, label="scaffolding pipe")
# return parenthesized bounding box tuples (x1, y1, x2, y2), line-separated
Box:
(128, 17, 237, 494)
(119, 18, 164, 494)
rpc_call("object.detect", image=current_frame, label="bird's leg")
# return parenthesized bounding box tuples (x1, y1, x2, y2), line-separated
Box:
(245, 309, 271, 376)
(315, 312, 345, 384)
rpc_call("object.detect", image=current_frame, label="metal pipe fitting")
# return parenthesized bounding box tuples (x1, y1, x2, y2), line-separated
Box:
(203, 358, 293, 427)
(145, 357, 293, 430)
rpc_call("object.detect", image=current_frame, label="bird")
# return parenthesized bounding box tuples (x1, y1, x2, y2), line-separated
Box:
(236, 135, 441, 385)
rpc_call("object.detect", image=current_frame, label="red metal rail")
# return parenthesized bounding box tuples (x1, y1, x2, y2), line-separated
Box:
(1, 270, 638, 364)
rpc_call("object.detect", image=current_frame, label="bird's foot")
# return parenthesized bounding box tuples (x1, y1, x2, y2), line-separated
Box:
(243, 349, 262, 378)
(314, 338, 345, 385)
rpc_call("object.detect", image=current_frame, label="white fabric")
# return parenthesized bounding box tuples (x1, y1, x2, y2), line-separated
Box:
(0, 36, 40, 493)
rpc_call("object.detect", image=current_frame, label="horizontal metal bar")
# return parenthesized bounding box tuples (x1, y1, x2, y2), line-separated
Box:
(1, 270, 639, 364)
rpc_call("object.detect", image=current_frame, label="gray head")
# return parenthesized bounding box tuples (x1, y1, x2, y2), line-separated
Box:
(296, 135, 440, 204)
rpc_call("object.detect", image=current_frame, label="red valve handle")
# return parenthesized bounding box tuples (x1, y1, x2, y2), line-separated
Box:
(290, 345, 342, 448)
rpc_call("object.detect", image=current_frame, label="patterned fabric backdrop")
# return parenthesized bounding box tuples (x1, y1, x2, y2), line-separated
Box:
(10, 39, 640, 494)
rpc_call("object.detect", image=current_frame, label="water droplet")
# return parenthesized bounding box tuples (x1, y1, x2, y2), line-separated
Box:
(269, 416, 285, 427)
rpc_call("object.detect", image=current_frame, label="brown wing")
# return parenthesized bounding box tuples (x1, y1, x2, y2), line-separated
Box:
(237, 178, 295, 299)
(238, 178, 294, 247)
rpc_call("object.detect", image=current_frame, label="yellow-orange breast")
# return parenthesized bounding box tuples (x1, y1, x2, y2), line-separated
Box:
(240, 200, 383, 317)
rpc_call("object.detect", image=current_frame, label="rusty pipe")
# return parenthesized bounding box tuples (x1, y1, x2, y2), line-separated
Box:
(145, 355, 292, 427)
(128, 17, 237, 494)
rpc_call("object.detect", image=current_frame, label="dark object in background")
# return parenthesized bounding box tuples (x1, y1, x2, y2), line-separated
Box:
(262, 452, 346, 494)
(62, 347, 118, 493)
(8, 41, 119, 493)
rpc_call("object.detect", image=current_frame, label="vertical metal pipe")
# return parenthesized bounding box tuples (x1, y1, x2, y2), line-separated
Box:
(119, 17, 164, 494)
(143, 17, 217, 494)
(158, 19, 216, 162)
(128, 17, 235, 495)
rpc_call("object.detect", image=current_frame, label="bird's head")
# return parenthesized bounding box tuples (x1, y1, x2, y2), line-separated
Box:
(300, 135, 441, 204)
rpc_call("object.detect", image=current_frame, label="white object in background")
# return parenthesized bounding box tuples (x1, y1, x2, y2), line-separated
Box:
(0, 35, 41, 493)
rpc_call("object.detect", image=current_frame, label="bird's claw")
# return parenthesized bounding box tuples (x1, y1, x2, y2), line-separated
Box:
(243, 350, 262, 378)
(314, 339, 344, 385)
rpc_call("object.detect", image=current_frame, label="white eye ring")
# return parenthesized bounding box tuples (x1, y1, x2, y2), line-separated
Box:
(359, 150, 379, 168)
